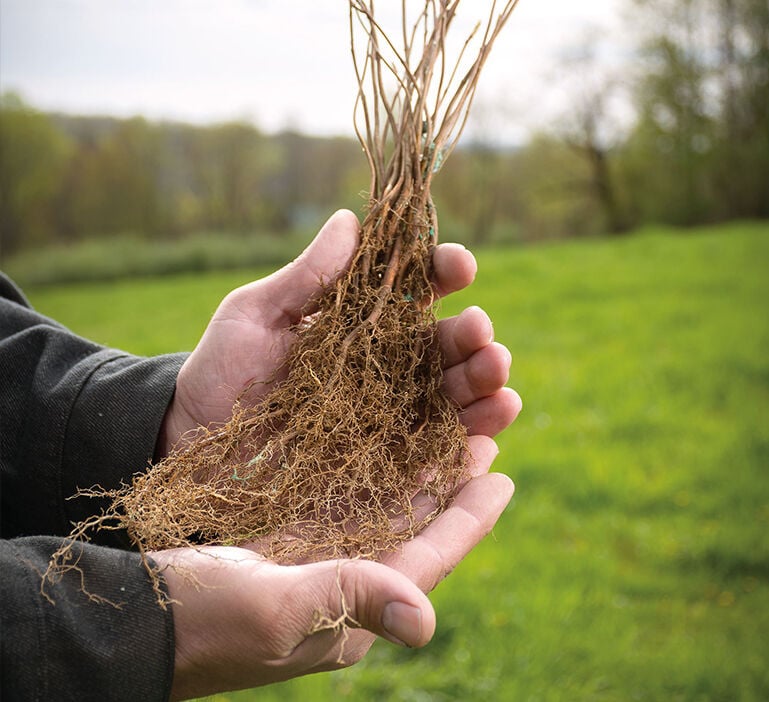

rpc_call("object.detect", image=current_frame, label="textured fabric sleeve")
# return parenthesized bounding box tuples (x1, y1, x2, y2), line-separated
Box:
(1, 273, 189, 701)
(1, 537, 175, 702)
(0, 275, 188, 544)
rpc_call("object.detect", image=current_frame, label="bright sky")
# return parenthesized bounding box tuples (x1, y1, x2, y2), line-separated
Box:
(0, 0, 625, 143)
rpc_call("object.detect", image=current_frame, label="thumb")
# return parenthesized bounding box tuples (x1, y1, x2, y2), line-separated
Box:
(256, 209, 360, 322)
(303, 559, 437, 650)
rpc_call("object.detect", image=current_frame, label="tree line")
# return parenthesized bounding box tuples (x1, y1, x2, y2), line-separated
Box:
(1, 0, 767, 261)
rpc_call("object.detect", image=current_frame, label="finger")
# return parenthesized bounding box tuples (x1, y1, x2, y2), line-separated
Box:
(443, 341, 512, 409)
(431, 243, 477, 299)
(382, 472, 515, 594)
(336, 560, 436, 648)
(463, 434, 502, 479)
(404, 434, 501, 527)
(438, 306, 494, 369)
(460, 387, 523, 437)
(286, 559, 436, 669)
(245, 209, 360, 325)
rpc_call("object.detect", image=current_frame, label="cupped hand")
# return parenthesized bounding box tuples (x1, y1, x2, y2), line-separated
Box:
(152, 210, 522, 699)
(156, 209, 520, 457)
(153, 437, 513, 701)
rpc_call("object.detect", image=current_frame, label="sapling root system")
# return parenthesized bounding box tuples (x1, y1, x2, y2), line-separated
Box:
(43, 0, 519, 600)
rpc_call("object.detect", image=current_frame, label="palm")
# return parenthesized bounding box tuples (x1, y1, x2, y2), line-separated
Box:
(158, 464, 514, 699)
(175, 310, 293, 428)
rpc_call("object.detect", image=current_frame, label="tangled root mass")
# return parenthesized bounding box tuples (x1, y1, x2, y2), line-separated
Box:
(74, 197, 467, 564)
(44, 0, 520, 594)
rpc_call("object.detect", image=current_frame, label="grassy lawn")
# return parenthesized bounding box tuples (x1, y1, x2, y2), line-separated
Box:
(25, 221, 769, 701)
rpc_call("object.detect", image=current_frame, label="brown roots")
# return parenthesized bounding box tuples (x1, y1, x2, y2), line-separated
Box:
(41, 194, 469, 602)
(43, 0, 520, 600)
(77, 196, 465, 566)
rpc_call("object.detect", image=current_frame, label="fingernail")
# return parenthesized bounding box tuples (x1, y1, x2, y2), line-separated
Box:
(382, 602, 422, 647)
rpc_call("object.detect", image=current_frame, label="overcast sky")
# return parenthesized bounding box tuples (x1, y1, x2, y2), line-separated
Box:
(0, 0, 626, 142)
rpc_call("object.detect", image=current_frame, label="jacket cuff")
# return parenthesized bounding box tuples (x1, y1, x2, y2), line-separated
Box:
(1, 537, 175, 702)
(61, 352, 188, 546)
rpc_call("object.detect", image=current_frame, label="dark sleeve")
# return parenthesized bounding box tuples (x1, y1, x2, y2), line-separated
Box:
(1, 538, 175, 702)
(0, 273, 189, 701)
(0, 273, 188, 543)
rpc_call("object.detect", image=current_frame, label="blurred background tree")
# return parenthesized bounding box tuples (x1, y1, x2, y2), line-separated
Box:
(621, 0, 769, 225)
(0, 94, 72, 257)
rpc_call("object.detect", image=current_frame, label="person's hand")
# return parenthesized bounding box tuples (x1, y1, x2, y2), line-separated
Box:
(153, 436, 512, 701)
(156, 209, 520, 456)
(152, 209, 522, 699)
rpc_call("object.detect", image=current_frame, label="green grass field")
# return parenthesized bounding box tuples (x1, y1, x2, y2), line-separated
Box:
(26, 221, 769, 701)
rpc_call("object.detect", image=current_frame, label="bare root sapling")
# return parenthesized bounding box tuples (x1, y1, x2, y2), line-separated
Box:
(43, 1, 520, 597)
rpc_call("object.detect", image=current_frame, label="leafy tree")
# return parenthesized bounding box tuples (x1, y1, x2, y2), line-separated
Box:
(624, 0, 769, 224)
(0, 94, 72, 258)
(709, 0, 769, 218)
(61, 117, 163, 240)
(551, 32, 631, 234)
(193, 122, 271, 232)
(626, 0, 716, 224)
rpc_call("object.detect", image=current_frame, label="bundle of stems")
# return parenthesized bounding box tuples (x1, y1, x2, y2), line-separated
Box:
(44, 1, 519, 589)
(346, 0, 518, 350)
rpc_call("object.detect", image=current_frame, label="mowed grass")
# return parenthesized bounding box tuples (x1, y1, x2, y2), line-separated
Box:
(26, 221, 769, 701)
